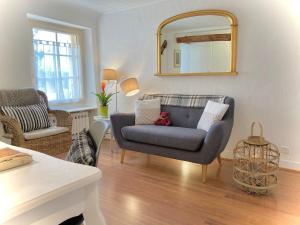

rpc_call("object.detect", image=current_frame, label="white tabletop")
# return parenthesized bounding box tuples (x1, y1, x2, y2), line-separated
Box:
(0, 142, 101, 223)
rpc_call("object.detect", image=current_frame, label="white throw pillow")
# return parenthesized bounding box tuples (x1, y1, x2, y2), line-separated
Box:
(135, 99, 161, 125)
(197, 100, 229, 131)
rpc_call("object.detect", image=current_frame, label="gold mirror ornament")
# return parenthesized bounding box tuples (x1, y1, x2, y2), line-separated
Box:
(156, 10, 238, 76)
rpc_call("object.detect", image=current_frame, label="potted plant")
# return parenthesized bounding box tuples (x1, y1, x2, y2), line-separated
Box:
(94, 81, 117, 117)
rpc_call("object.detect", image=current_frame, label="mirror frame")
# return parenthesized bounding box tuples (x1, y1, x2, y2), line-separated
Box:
(156, 10, 238, 76)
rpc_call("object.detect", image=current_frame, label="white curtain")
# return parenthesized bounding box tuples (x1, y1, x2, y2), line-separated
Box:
(33, 39, 81, 103)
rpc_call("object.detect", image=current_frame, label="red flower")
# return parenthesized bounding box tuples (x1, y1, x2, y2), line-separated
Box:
(101, 81, 106, 93)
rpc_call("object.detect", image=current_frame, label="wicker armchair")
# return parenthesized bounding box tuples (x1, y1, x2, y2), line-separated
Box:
(0, 89, 72, 155)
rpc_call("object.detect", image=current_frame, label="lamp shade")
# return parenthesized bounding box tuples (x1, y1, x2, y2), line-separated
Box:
(120, 78, 140, 96)
(103, 69, 118, 80)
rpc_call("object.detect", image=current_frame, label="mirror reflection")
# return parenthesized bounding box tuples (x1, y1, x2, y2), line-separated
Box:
(160, 15, 233, 74)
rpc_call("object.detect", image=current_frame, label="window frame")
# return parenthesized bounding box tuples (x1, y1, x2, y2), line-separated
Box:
(30, 20, 85, 106)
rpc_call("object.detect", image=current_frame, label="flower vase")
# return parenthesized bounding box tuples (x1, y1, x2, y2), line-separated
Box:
(99, 106, 108, 118)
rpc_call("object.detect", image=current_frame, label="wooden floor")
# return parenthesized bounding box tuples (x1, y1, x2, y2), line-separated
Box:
(58, 140, 300, 225)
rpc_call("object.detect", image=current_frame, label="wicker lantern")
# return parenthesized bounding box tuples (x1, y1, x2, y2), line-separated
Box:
(233, 122, 280, 195)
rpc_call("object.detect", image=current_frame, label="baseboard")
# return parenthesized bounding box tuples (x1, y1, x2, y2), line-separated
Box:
(279, 159, 300, 171)
(222, 151, 300, 171)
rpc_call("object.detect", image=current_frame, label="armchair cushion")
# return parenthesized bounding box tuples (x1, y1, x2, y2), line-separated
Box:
(121, 125, 207, 152)
(23, 126, 69, 140)
(1, 103, 51, 132)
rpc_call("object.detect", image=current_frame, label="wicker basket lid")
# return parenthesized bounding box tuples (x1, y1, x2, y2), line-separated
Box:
(244, 122, 269, 146)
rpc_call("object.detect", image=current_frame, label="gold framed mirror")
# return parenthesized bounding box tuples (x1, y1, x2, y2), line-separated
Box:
(156, 10, 238, 76)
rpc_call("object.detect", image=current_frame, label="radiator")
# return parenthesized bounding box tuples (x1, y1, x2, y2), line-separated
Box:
(71, 111, 90, 138)
(49, 111, 90, 138)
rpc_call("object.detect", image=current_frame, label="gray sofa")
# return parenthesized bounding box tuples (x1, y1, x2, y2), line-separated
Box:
(111, 95, 234, 182)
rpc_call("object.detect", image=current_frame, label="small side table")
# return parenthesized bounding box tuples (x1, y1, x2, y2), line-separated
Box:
(93, 116, 114, 152)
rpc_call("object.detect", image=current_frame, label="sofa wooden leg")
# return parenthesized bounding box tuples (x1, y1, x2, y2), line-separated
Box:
(217, 154, 222, 165)
(202, 164, 207, 183)
(120, 149, 126, 164)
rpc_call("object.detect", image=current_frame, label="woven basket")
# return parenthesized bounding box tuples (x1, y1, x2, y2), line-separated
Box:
(233, 122, 280, 195)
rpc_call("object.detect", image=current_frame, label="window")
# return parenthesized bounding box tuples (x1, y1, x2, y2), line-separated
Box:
(32, 27, 82, 104)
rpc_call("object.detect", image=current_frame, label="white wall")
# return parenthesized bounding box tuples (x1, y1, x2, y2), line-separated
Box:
(0, 0, 100, 108)
(99, 0, 300, 169)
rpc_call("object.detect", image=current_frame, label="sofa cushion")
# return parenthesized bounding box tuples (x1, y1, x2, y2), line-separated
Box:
(121, 125, 207, 152)
(161, 105, 204, 128)
(23, 126, 69, 140)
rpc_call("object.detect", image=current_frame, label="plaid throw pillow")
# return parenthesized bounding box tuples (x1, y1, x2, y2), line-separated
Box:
(0, 103, 51, 133)
(65, 129, 97, 166)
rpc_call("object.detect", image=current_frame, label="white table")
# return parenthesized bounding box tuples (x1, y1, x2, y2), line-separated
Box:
(93, 116, 114, 152)
(0, 142, 106, 225)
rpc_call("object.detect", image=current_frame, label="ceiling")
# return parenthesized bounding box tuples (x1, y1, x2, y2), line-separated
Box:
(60, 0, 168, 14)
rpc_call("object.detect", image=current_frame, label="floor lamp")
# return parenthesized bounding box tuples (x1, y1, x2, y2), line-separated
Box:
(120, 77, 140, 97)
(103, 69, 118, 112)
